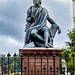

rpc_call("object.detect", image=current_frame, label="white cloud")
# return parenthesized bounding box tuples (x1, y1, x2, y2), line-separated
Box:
(0, 35, 23, 55)
(54, 0, 68, 2)
(0, 0, 15, 5)
(0, 0, 15, 3)
(53, 0, 71, 4)
(0, 0, 73, 54)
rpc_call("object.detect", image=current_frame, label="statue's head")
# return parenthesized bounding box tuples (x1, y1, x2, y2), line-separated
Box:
(33, 0, 41, 5)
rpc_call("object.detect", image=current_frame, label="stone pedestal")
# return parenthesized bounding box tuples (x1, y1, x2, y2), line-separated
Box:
(19, 48, 63, 75)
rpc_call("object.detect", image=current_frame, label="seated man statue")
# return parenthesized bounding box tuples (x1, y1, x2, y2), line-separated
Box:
(24, 0, 61, 48)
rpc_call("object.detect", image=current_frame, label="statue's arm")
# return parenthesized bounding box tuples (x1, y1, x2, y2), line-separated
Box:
(25, 8, 32, 32)
(47, 14, 57, 24)
(47, 14, 61, 34)
(26, 8, 32, 23)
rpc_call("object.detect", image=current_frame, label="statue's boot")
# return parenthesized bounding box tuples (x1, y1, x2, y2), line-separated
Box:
(48, 43, 53, 48)
(45, 43, 53, 48)
(45, 44, 49, 48)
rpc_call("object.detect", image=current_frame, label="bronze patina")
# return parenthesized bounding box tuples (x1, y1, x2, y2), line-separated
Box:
(24, 0, 61, 48)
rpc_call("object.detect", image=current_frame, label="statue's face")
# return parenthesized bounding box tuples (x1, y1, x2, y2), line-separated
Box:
(33, 0, 41, 5)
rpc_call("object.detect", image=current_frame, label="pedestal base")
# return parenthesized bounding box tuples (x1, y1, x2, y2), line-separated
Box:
(19, 48, 63, 75)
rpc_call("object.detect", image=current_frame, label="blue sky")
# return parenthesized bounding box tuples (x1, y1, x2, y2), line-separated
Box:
(0, 0, 73, 54)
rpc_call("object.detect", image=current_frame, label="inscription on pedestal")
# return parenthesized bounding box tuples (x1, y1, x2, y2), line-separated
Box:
(29, 59, 53, 66)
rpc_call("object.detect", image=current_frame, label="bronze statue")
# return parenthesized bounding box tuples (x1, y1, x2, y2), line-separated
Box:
(24, 0, 61, 48)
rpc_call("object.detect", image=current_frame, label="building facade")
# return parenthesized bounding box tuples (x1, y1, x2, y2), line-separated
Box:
(73, 0, 75, 28)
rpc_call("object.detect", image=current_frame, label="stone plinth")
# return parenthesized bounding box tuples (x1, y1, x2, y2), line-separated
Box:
(19, 48, 63, 75)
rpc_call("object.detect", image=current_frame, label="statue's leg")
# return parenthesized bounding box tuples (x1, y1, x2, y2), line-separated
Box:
(31, 29, 45, 43)
(41, 27, 49, 48)
(24, 31, 29, 45)
(50, 37, 53, 45)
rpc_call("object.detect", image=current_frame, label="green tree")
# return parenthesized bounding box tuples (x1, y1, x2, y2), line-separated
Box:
(74, 17, 75, 22)
(0, 54, 21, 74)
(62, 29, 75, 56)
(66, 29, 75, 52)
(62, 29, 75, 74)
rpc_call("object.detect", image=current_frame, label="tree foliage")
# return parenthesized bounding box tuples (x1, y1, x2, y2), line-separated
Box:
(74, 17, 75, 22)
(65, 29, 75, 52)
(0, 54, 21, 74)
(62, 29, 75, 73)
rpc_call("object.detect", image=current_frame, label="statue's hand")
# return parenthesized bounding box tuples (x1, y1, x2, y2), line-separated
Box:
(58, 29, 61, 34)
